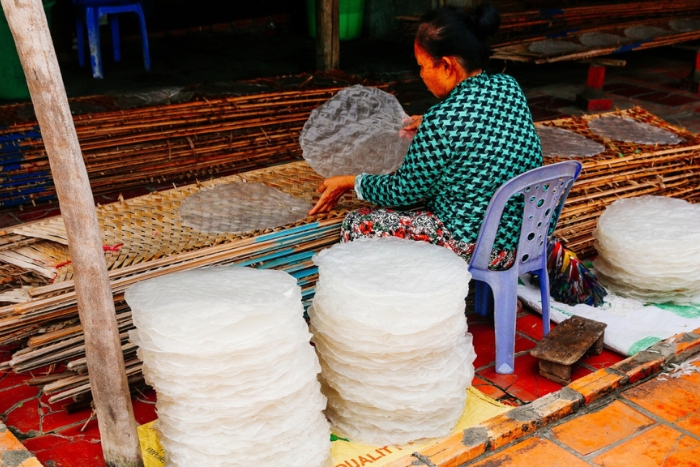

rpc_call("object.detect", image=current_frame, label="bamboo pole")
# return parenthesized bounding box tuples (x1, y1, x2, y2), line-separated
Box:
(316, 0, 340, 71)
(0, 0, 143, 465)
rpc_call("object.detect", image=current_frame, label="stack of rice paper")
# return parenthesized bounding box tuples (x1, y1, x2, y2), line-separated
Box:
(309, 238, 476, 445)
(593, 196, 700, 303)
(126, 267, 331, 467)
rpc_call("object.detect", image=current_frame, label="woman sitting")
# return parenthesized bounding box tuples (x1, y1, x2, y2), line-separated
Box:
(308, 5, 605, 306)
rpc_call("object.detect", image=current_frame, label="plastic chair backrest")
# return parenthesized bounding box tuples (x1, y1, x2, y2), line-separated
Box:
(470, 160, 582, 275)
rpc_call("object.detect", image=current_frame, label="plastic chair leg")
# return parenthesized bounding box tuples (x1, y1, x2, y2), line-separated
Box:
(493, 280, 518, 374)
(135, 4, 150, 71)
(85, 7, 104, 79)
(75, 16, 85, 68)
(538, 269, 551, 336)
(110, 15, 121, 62)
(474, 280, 493, 317)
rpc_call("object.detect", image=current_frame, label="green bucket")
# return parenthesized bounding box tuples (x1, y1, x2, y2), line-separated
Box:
(0, 0, 55, 100)
(307, 0, 365, 41)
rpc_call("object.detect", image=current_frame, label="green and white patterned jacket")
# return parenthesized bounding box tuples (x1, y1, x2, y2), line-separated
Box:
(357, 72, 543, 251)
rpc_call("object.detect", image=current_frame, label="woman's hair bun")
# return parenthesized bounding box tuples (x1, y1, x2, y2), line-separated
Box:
(472, 4, 500, 38)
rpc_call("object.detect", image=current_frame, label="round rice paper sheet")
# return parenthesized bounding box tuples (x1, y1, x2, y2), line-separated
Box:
(588, 116, 683, 144)
(528, 40, 584, 55)
(179, 182, 312, 233)
(537, 126, 605, 158)
(578, 32, 627, 48)
(669, 19, 700, 32)
(624, 25, 673, 40)
(300, 85, 413, 178)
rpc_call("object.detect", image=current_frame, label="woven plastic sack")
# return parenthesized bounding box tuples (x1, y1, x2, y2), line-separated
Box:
(593, 196, 700, 303)
(588, 116, 683, 144)
(300, 85, 413, 177)
(537, 126, 605, 158)
(126, 267, 331, 467)
(309, 238, 476, 445)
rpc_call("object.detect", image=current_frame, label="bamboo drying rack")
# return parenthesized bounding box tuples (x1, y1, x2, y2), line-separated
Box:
(0, 72, 388, 209)
(1, 106, 699, 405)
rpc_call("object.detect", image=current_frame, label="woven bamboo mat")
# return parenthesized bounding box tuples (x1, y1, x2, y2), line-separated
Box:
(3, 107, 698, 284)
(6, 161, 366, 286)
(0, 107, 696, 290)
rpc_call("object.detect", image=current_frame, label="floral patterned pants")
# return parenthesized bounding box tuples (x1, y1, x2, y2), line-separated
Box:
(340, 208, 515, 270)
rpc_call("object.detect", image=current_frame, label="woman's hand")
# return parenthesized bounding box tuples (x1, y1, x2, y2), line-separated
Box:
(400, 115, 423, 139)
(402, 115, 423, 132)
(308, 175, 356, 215)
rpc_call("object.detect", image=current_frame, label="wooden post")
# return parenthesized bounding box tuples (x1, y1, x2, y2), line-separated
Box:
(0, 1, 143, 466)
(316, 0, 339, 71)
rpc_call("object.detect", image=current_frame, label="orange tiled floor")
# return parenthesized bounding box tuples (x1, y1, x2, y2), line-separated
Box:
(472, 359, 700, 466)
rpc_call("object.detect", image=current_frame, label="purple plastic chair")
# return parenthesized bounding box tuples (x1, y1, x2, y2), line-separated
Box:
(469, 160, 582, 374)
(73, 0, 151, 78)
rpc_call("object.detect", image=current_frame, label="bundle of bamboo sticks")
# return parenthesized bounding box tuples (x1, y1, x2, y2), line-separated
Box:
(1, 107, 699, 405)
(0, 75, 387, 209)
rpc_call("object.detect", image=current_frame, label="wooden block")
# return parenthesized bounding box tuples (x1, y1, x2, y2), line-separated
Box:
(588, 334, 605, 356)
(539, 367, 571, 386)
(540, 359, 573, 383)
(531, 315, 607, 366)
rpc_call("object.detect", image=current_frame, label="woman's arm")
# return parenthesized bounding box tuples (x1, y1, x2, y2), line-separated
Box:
(307, 114, 434, 215)
(360, 114, 450, 207)
(308, 175, 356, 215)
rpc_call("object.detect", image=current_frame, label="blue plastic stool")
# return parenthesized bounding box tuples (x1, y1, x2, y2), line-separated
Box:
(74, 0, 150, 78)
(469, 161, 582, 375)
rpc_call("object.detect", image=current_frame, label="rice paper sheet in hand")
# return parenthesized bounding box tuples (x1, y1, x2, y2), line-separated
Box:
(300, 85, 414, 177)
